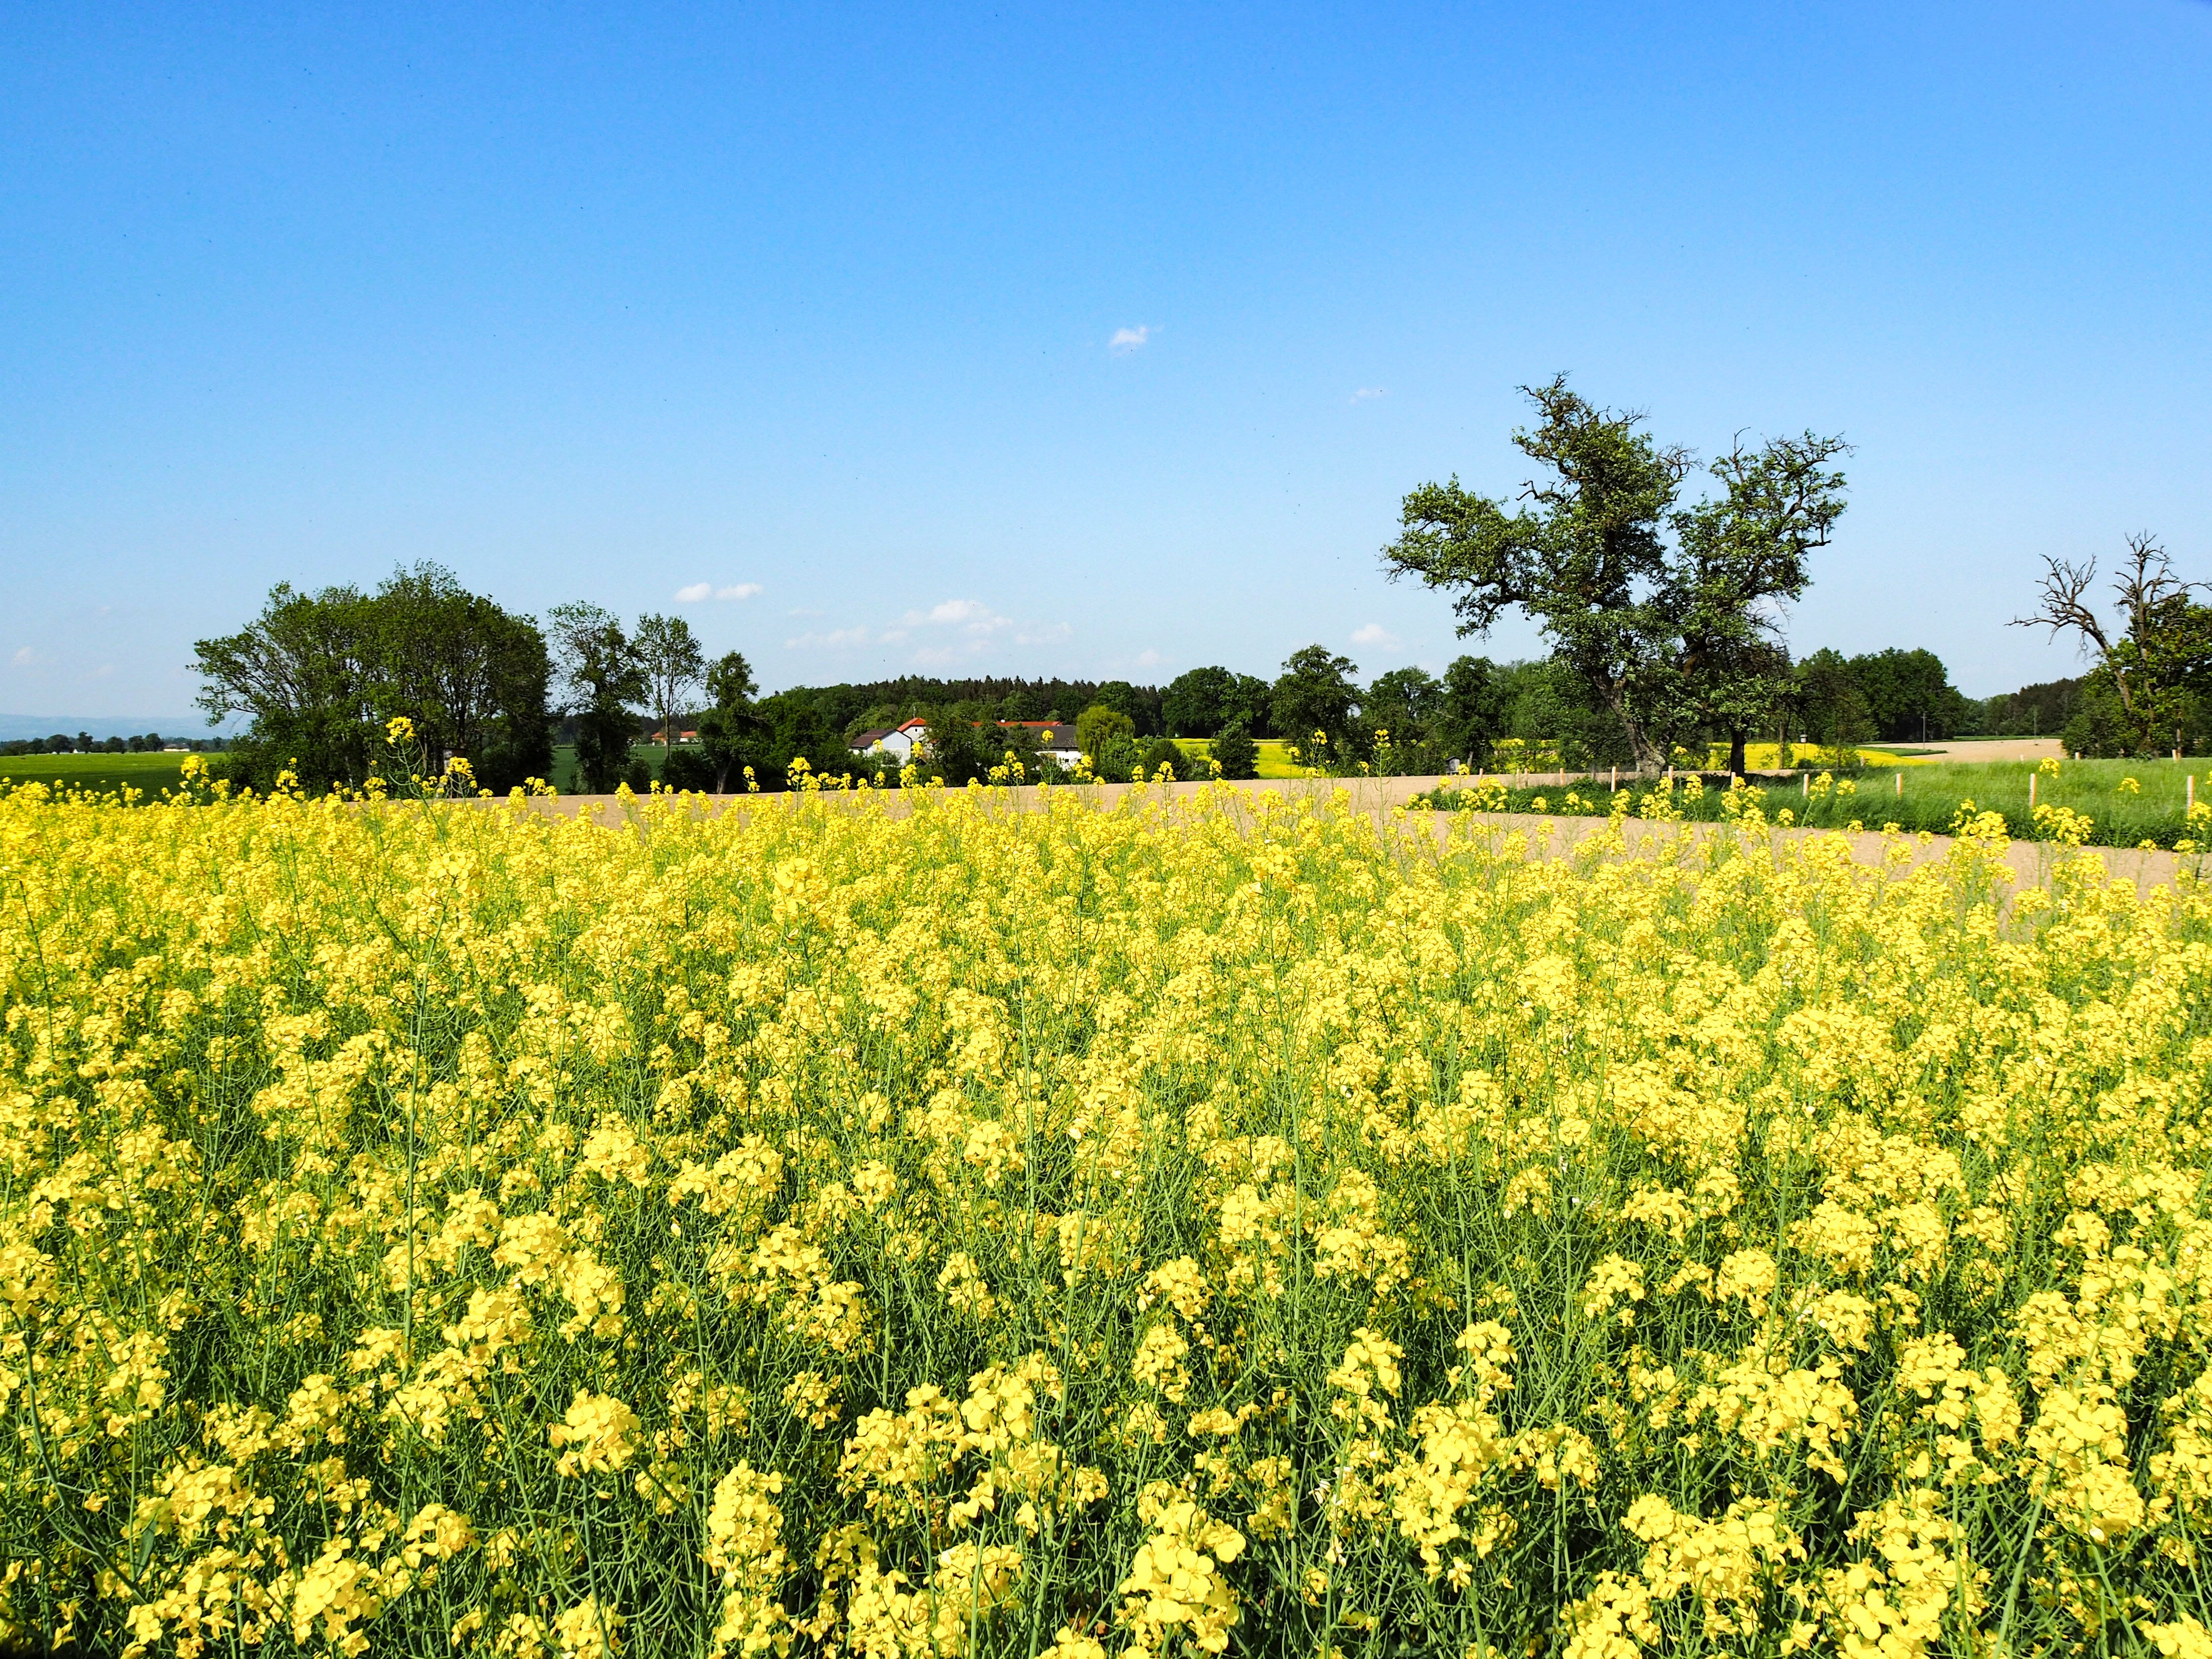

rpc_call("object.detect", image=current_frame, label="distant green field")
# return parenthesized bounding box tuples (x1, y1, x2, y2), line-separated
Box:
(549, 743, 693, 792)
(0, 750, 189, 798)
(1429, 756, 2212, 851)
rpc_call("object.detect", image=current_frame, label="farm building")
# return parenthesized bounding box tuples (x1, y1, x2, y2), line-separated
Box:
(995, 720, 1085, 767)
(847, 716, 931, 763)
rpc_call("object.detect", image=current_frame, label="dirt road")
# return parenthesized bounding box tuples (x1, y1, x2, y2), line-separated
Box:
(1886, 738, 2063, 762)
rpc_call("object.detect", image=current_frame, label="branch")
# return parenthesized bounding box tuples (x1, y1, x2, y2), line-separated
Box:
(2009, 554, 2112, 658)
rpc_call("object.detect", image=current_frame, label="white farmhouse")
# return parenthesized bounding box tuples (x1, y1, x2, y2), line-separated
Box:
(996, 720, 1086, 768)
(848, 716, 931, 764)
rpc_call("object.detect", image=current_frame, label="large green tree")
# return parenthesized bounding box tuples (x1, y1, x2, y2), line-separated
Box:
(1075, 704, 1137, 763)
(365, 563, 552, 787)
(1842, 648, 1968, 743)
(193, 583, 377, 790)
(1162, 667, 1237, 737)
(1791, 648, 1876, 765)
(1381, 378, 1846, 772)
(194, 565, 551, 794)
(694, 651, 764, 792)
(547, 603, 646, 794)
(1435, 656, 1510, 768)
(633, 613, 706, 756)
(1667, 436, 1849, 770)
(1208, 717, 1260, 779)
(1360, 666, 1446, 773)
(1271, 645, 1361, 761)
(1363, 666, 1441, 739)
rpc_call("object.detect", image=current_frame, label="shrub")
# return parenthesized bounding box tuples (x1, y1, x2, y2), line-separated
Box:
(660, 748, 719, 792)
(1209, 719, 1259, 779)
(1138, 737, 1188, 781)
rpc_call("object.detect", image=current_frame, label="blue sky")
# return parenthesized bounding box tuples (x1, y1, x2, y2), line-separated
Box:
(4, 1, 2208, 719)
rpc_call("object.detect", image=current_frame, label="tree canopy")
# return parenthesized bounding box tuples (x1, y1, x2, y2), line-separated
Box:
(547, 603, 647, 795)
(1271, 645, 1362, 760)
(1381, 378, 1847, 771)
(193, 564, 551, 794)
(1162, 667, 1234, 737)
(634, 613, 706, 751)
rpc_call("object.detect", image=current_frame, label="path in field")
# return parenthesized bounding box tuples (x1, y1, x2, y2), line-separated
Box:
(1891, 738, 2064, 762)
(533, 773, 2193, 896)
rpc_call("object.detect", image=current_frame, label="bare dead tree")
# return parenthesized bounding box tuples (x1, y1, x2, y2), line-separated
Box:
(2010, 532, 2198, 718)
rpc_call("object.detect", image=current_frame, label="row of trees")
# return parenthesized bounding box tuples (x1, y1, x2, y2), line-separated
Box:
(192, 573, 785, 796)
(1158, 644, 1973, 777)
(183, 562, 1999, 796)
(0, 731, 198, 758)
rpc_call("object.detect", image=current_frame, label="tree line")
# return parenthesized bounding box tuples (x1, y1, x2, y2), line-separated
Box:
(188, 382, 2207, 793)
(0, 732, 222, 758)
(187, 563, 2027, 797)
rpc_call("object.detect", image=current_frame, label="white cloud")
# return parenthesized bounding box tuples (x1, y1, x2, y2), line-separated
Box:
(784, 626, 873, 650)
(716, 583, 762, 601)
(1351, 386, 1387, 403)
(1134, 648, 1163, 668)
(1351, 623, 1398, 648)
(677, 581, 763, 603)
(790, 599, 1067, 664)
(1109, 325, 1152, 354)
(675, 582, 713, 602)
(9, 647, 40, 668)
(904, 598, 1017, 634)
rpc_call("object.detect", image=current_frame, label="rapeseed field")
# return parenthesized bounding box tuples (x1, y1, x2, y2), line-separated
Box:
(4, 777, 2212, 1657)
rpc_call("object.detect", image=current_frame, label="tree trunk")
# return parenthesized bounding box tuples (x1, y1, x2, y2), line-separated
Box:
(1729, 730, 1747, 776)
(1596, 676, 1664, 774)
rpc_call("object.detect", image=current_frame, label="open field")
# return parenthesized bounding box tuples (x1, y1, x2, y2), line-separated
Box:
(1171, 737, 1310, 779)
(1864, 756, 2210, 845)
(549, 743, 686, 793)
(0, 748, 188, 796)
(6, 784, 2212, 1656)
(1872, 739, 2066, 763)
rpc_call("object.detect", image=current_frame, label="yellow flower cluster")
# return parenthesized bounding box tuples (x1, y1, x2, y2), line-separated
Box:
(4, 778, 2212, 1655)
